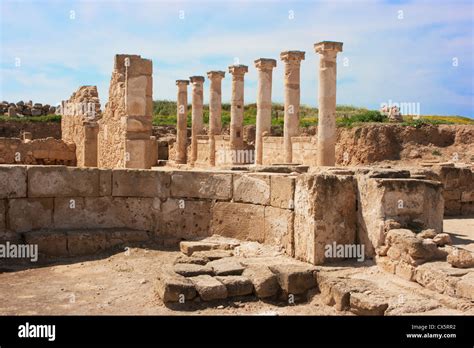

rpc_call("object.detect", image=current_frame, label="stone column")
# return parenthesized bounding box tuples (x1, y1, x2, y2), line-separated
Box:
(228, 65, 248, 155)
(315, 41, 343, 166)
(176, 80, 189, 164)
(280, 51, 305, 163)
(207, 71, 225, 166)
(189, 76, 205, 165)
(254, 58, 277, 165)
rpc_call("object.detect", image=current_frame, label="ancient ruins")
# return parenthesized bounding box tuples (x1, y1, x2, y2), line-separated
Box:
(0, 41, 473, 316)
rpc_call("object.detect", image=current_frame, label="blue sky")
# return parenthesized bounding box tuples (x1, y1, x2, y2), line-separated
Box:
(1, 0, 473, 117)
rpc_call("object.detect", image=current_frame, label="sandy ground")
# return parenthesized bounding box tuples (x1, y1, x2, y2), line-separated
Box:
(0, 217, 472, 316)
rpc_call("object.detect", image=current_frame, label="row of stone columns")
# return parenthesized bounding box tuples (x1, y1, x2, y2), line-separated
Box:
(175, 41, 343, 167)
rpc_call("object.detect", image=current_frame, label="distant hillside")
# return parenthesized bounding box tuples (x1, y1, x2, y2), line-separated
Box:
(152, 100, 474, 128)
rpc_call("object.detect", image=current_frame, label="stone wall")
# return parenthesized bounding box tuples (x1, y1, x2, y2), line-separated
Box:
(0, 138, 76, 165)
(0, 165, 445, 266)
(97, 54, 157, 169)
(262, 136, 317, 165)
(0, 121, 61, 139)
(61, 86, 101, 167)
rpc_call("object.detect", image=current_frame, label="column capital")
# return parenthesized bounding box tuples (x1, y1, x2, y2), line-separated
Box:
(280, 51, 305, 64)
(254, 58, 277, 70)
(228, 64, 248, 76)
(189, 76, 205, 84)
(176, 79, 190, 86)
(207, 70, 225, 79)
(314, 41, 343, 54)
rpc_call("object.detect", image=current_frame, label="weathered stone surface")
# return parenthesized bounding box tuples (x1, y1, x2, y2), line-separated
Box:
(174, 254, 210, 266)
(190, 275, 227, 301)
(447, 249, 474, 268)
(317, 274, 351, 311)
(105, 229, 149, 247)
(270, 175, 295, 209)
(8, 198, 53, 232)
(264, 206, 294, 256)
(208, 258, 245, 276)
(416, 229, 437, 239)
(216, 276, 254, 297)
(23, 230, 67, 257)
(170, 171, 232, 200)
(156, 199, 212, 240)
(242, 265, 279, 298)
(433, 233, 452, 246)
(99, 169, 112, 196)
(211, 202, 265, 242)
(67, 230, 107, 256)
(0, 166, 27, 198)
(414, 262, 463, 297)
(294, 173, 357, 264)
(179, 241, 220, 256)
(456, 273, 474, 301)
(112, 169, 170, 197)
(156, 266, 197, 302)
(233, 174, 270, 205)
(192, 250, 233, 261)
(350, 292, 389, 316)
(0, 200, 5, 232)
(173, 263, 213, 277)
(269, 264, 316, 295)
(28, 166, 99, 197)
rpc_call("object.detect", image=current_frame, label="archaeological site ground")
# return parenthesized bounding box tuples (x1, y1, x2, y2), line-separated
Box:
(1, 0, 473, 346)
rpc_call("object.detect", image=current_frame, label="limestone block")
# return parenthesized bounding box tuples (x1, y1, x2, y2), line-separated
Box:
(124, 116, 152, 134)
(0, 199, 5, 232)
(233, 173, 270, 205)
(125, 139, 156, 169)
(242, 265, 279, 298)
(112, 169, 170, 197)
(210, 202, 265, 242)
(23, 230, 68, 257)
(156, 199, 212, 240)
(179, 241, 220, 256)
(269, 263, 316, 295)
(27, 166, 99, 197)
(174, 254, 210, 266)
(349, 292, 388, 316)
(264, 206, 294, 256)
(173, 263, 213, 277)
(216, 276, 254, 297)
(99, 169, 112, 196)
(294, 174, 357, 265)
(270, 175, 295, 209)
(106, 229, 149, 248)
(456, 273, 474, 301)
(461, 191, 473, 202)
(0, 165, 27, 198)
(53, 197, 160, 231)
(170, 171, 232, 200)
(156, 266, 197, 302)
(190, 275, 227, 301)
(67, 230, 108, 256)
(447, 249, 474, 268)
(8, 198, 53, 232)
(208, 258, 245, 276)
(126, 76, 147, 116)
(192, 250, 233, 261)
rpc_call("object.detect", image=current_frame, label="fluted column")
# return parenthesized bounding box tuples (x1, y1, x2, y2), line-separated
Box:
(254, 58, 276, 165)
(314, 41, 343, 166)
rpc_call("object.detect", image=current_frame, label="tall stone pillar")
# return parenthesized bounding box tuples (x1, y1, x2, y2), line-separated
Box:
(207, 71, 225, 166)
(315, 41, 343, 166)
(228, 65, 248, 156)
(189, 76, 205, 165)
(280, 51, 305, 163)
(254, 58, 277, 165)
(176, 79, 189, 164)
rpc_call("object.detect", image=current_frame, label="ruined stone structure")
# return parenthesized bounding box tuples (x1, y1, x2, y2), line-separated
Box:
(190, 76, 205, 165)
(315, 41, 343, 166)
(281, 51, 305, 163)
(255, 58, 277, 165)
(61, 86, 101, 167)
(207, 71, 225, 166)
(97, 54, 157, 169)
(228, 65, 248, 161)
(175, 80, 190, 164)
